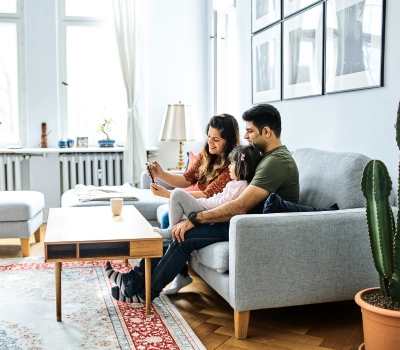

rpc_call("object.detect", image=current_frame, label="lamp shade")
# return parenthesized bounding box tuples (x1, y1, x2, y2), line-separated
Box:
(158, 103, 203, 142)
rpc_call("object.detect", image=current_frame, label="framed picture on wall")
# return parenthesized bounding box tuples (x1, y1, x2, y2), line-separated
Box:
(252, 23, 281, 104)
(252, 0, 281, 33)
(325, 0, 385, 93)
(283, 3, 323, 99)
(283, 0, 321, 18)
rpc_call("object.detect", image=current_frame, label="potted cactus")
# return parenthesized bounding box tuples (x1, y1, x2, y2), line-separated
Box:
(357, 101, 400, 350)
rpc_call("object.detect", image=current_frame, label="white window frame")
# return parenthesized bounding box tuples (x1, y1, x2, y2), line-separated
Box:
(57, 0, 109, 139)
(211, 0, 237, 115)
(0, 0, 27, 146)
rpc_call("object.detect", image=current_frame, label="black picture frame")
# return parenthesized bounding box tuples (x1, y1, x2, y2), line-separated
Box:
(283, 0, 321, 18)
(252, 23, 282, 104)
(283, 3, 324, 100)
(325, 0, 385, 93)
(252, 0, 281, 33)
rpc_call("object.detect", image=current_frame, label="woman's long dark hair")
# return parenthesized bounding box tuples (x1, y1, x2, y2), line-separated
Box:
(197, 114, 240, 185)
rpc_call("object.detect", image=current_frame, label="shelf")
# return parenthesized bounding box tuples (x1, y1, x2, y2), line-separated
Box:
(46, 241, 130, 260)
(0, 146, 159, 155)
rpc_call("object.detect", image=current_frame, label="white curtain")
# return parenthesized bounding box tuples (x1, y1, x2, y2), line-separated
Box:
(112, 0, 146, 184)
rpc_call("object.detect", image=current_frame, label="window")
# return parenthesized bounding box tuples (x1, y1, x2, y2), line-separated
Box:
(58, 0, 127, 146)
(0, 0, 26, 147)
(211, 0, 238, 116)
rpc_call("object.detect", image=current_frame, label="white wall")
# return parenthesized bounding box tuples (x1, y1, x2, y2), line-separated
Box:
(22, 0, 209, 211)
(234, 0, 400, 190)
(25, 0, 61, 211)
(146, 0, 210, 169)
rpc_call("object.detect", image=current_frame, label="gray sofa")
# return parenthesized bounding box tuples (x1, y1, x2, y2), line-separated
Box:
(143, 147, 397, 339)
(62, 148, 395, 339)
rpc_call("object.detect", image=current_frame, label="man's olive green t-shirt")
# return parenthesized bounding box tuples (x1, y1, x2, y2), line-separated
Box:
(249, 145, 299, 214)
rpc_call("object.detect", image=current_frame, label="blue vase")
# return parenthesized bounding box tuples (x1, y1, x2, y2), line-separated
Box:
(67, 138, 74, 148)
(98, 139, 115, 147)
(58, 139, 67, 148)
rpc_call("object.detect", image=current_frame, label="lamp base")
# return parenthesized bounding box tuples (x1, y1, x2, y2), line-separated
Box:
(168, 141, 186, 171)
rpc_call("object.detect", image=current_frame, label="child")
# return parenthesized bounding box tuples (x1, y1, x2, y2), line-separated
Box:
(105, 145, 261, 302)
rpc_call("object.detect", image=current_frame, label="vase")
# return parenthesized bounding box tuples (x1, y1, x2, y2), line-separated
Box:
(98, 139, 115, 147)
(355, 287, 400, 350)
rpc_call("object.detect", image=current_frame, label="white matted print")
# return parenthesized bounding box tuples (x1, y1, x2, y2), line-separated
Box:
(252, 0, 281, 33)
(252, 24, 282, 104)
(325, 0, 384, 93)
(283, 0, 321, 18)
(283, 4, 323, 99)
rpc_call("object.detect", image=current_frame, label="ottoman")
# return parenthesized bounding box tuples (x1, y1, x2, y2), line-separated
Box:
(0, 191, 45, 256)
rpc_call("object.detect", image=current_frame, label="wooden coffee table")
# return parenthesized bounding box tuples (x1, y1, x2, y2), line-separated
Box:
(44, 205, 163, 321)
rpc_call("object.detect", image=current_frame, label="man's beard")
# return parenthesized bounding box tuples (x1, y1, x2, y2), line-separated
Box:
(252, 143, 263, 154)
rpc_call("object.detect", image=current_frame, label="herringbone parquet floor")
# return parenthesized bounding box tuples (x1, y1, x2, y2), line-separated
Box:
(0, 225, 364, 350)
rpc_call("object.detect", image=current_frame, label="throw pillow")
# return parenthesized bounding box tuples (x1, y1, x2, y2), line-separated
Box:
(186, 151, 197, 171)
(263, 193, 339, 214)
(184, 151, 199, 192)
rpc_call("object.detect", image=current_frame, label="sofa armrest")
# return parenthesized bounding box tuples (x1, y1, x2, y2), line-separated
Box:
(227, 208, 394, 312)
(140, 171, 175, 190)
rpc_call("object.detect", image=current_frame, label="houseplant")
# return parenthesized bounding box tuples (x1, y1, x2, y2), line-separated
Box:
(358, 101, 400, 350)
(97, 111, 115, 147)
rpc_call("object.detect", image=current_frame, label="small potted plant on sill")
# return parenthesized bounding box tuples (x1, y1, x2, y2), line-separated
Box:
(97, 109, 115, 148)
(358, 101, 400, 350)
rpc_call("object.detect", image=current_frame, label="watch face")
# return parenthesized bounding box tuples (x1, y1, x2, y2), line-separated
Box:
(188, 212, 198, 226)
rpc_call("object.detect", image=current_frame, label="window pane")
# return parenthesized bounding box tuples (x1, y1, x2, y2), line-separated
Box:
(0, 22, 19, 145)
(65, 0, 109, 18)
(0, 0, 17, 14)
(65, 24, 127, 145)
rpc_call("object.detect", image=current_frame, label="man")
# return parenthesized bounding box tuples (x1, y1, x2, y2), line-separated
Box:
(105, 104, 300, 302)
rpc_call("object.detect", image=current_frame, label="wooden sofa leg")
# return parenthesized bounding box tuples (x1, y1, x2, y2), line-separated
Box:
(234, 310, 250, 340)
(34, 227, 41, 242)
(20, 238, 31, 257)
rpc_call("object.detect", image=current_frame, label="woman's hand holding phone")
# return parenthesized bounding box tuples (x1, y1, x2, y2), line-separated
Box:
(150, 183, 171, 198)
(147, 164, 155, 183)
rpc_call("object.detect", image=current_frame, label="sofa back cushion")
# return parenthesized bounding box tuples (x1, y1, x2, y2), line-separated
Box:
(292, 148, 371, 209)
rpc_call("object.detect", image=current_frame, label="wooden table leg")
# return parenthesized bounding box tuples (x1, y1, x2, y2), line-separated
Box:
(55, 262, 62, 322)
(145, 258, 151, 315)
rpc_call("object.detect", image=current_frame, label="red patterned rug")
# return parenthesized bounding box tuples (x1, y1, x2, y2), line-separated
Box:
(0, 257, 205, 350)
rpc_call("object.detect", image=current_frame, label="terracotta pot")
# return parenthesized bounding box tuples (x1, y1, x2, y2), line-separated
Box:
(355, 287, 400, 350)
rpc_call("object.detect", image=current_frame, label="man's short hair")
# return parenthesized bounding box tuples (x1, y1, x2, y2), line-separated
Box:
(242, 104, 282, 138)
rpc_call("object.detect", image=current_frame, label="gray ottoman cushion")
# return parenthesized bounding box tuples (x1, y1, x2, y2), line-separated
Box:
(0, 191, 45, 221)
(0, 210, 43, 238)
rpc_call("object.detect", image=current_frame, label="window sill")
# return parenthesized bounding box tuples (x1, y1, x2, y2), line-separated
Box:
(0, 146, 159, 158)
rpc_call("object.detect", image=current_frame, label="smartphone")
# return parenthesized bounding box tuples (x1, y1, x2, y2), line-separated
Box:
(147, 164, 155, 183)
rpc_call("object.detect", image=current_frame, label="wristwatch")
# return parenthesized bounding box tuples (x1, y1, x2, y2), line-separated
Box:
(187, 212, 200, 227)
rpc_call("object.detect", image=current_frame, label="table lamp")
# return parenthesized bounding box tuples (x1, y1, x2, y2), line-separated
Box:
(159, 102, 203, 170)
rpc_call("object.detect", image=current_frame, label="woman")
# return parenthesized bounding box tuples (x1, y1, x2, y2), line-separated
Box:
(147, 113, 240, 295)
(148, 113, 240, 200)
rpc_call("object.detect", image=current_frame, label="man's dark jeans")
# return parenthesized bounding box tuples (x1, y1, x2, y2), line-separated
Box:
(122, 222, 230, 300)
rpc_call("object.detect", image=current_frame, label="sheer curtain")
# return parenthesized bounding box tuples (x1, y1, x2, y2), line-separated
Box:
(112, 0, 146, 184)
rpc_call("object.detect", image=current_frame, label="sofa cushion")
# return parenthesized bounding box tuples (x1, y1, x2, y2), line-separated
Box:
(0, 191, 45, 221)
(263, 193, 339, 214)
(192, 241, 229, 274)
(292, 148, 371, 209)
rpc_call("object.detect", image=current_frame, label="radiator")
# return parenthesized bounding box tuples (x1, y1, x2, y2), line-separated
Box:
(0, 154, 23, 191)
(59, 153, 124, 194)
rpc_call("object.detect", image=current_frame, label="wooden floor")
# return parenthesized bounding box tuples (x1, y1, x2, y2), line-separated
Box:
(0, 225, 364, 350)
